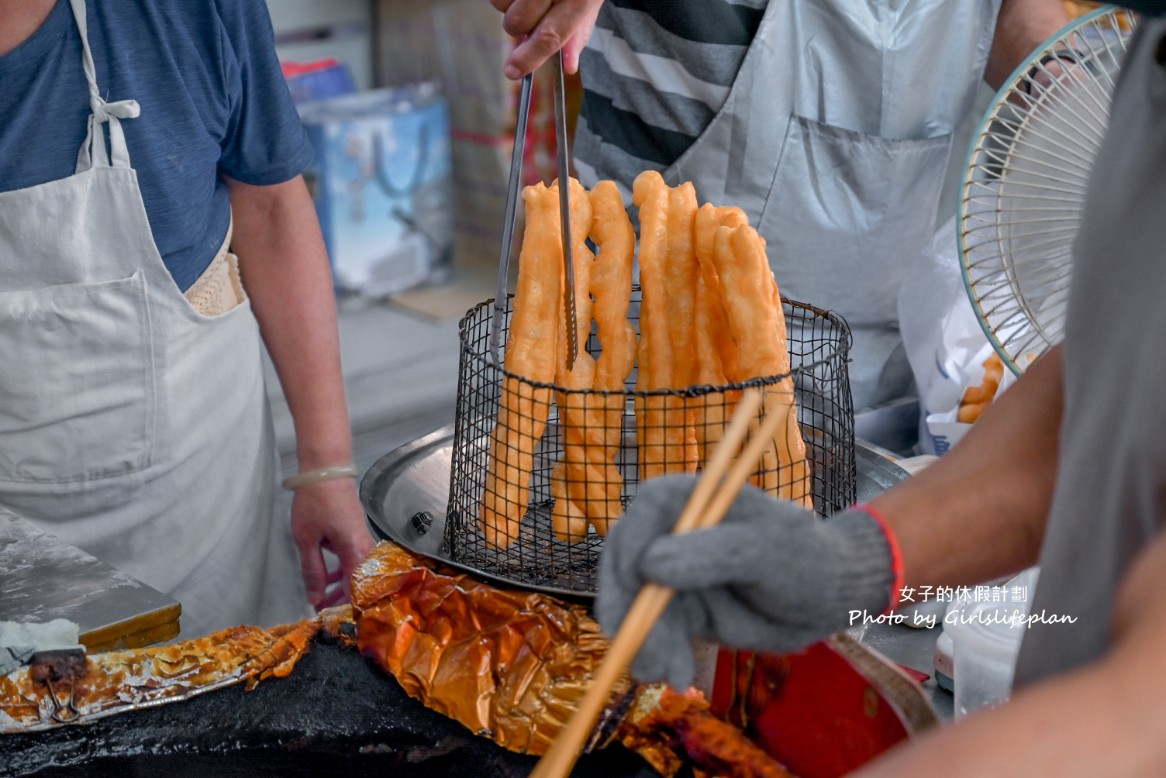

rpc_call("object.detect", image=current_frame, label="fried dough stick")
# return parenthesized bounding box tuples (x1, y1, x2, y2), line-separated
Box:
(694, 204, 745, 382)
(692, 204, 747, 465)
(751, 230, 811, 506)
(632, 171, 674, 481)
(481, 183, 561, 547)
(712, 224, 811, 506)
(958, 354, 1005, 423)
(662, 182, 701, 474)
(584, 180, 637, 536)
(550, 178, 600, 541)
(691, 274, 723, 468)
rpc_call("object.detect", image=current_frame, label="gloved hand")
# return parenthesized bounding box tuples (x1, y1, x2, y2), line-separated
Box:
(0, 619, 82, 677)
(596, 476, 900, 689)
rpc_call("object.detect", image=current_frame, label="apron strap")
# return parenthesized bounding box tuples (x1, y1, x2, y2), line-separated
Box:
(68, 0, 140, 173)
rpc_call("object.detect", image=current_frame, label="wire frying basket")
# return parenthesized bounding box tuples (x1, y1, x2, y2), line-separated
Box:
(445, 290, 856, 595)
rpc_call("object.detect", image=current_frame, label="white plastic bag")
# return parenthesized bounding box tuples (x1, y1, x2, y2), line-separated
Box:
(898, 217, 1014, 454)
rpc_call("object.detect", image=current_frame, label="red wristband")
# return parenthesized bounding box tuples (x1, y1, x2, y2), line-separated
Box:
(854, 504, 904, 615)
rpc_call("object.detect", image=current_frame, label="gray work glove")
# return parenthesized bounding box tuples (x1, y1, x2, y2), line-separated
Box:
(0, 619, 83, 677)
(596, 476, 897, 689)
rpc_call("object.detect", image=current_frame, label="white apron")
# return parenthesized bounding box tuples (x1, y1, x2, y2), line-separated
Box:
(0, 0, 308, 637)
(663, 0, 1001, 409)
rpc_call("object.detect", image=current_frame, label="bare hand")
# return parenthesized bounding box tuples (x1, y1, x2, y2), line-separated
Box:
(492, 0, 605, 78)
(290, 478, 375, 609)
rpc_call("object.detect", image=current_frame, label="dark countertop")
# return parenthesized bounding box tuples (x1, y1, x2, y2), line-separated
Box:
(0, 636, 657, 778)
(0, 623, 952, 778)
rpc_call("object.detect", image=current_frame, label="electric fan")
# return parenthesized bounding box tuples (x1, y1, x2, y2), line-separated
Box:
(959, 6, 1138, 375)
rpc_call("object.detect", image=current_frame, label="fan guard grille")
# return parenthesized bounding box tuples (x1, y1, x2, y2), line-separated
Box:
(959, 6, 1138, 374)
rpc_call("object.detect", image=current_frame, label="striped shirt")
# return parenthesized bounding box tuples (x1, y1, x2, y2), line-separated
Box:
(574, 0, 767, 201)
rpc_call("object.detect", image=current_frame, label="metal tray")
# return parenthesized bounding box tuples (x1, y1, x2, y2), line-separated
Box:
(360, 425, 910, 600)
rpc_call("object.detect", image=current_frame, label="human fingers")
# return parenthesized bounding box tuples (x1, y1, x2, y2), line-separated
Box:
(600, 476, 699, 592)
(291, 482, 371, 606)
(318, 539, 364, 609)
(561, 0, 602, 73)
(694, 589, 817, 656)
(504, 0, 604, 78)
(635, 481, 811, 587)
(501, 0, 554, 39)
(332, 529, 374, 593)
(596, 528, 638, 637)
(594, 573, 632, 640)
(310, 483, 375, 558)
(595, 502, 673, 638)
(637, 524, 765, 591)
(297, 540, 328, 608)
(290, 500, 327, 607)
(629, 603, 697, 689)
(317, 583, 349, 609)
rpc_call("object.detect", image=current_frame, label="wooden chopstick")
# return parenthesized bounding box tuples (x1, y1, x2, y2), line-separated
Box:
(530, 386, 794, 778)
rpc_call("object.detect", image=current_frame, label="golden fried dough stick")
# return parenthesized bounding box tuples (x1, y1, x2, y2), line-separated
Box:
(712, 221, 782, 497)
(551, 178, 644, 541)
(551, 179, 607, 540)
(551, 461, 590, 540)
(634, 172, 674, 386)
(481, 183, 562, 547)
(660, 182, 700, 475)
(664, 184, 700, 389)
(957, 401, 987, 424)
(779, 380, 812, 507)
(715, 206, 748, 227)
(712, 224, 811, 506)
(590, 181, 638, 391)
(692, 204, 748, 465)
(709, 205, 747, 380)
(961, 354, 1004, 405)
(957, 354, 1005, 424)
(742, 224, 809, 506)
(632, 171, 673, 481)
(550, 178, 600, 541)
(691, 274, 726, 466)
(585, 180, 638, 536)
(757, 239, 807, 502)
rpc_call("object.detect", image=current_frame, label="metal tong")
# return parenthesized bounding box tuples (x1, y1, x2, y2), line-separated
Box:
(29, 648, 87, 724)
(490, 51, 578, 370)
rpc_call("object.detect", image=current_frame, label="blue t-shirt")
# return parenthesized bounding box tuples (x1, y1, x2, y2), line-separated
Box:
(0, 0, 314, 290)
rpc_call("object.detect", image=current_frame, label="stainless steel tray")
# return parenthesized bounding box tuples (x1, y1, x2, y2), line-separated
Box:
(360, 424, 910, 600)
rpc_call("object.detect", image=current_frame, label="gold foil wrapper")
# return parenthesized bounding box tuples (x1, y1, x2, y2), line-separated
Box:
(352, 542, 630, 755)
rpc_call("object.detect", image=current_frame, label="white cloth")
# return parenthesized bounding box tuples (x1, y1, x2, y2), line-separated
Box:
(0, 620, 82, 677)
(657, 0, 1002, 409)
(0, 0, 308, 637)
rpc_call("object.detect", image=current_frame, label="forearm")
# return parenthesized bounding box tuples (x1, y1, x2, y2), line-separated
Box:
(985, 0, 1071, 89)
(859, 529, 1166, 777)
(226, 175, 354, 471)
(855, 657, 1156, 776)
(870, 345, 1064, 589)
